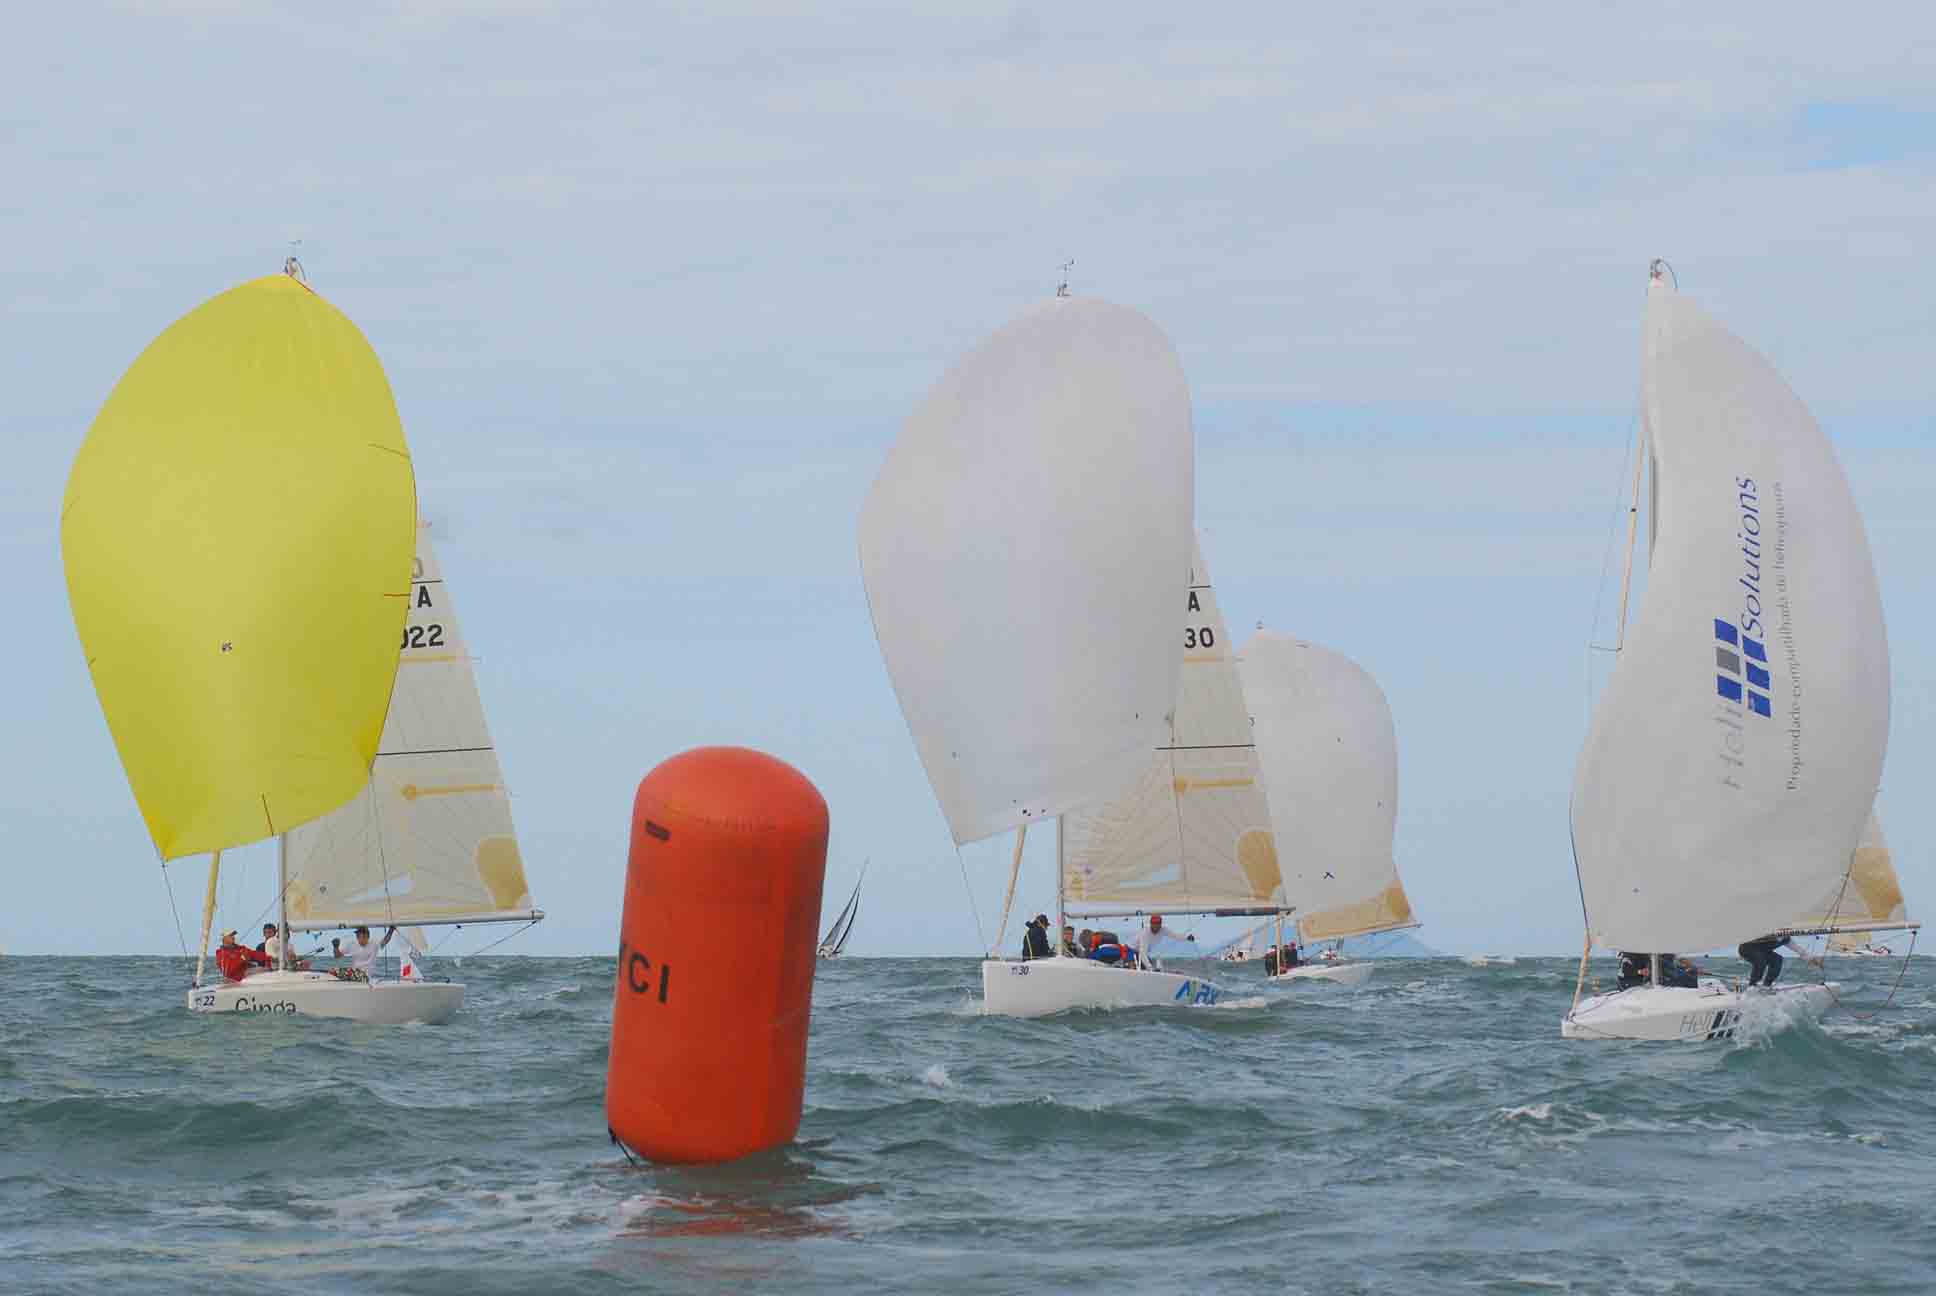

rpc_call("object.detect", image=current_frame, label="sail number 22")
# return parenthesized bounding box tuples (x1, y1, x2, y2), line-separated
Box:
(402, 624, 446, 650)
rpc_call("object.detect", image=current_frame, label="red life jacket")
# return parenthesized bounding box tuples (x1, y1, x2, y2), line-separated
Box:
(215, 944, 268, 982)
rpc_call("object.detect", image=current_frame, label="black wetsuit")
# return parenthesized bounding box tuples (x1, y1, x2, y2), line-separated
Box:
(1739, 936, 1786, 986)
(1617, 952, 1650, 990)
(1021, 922, 1051, 961)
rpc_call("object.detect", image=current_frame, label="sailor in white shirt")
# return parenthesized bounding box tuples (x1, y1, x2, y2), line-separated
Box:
(257, 922, 310, 971)
(330, 925, 395, 979)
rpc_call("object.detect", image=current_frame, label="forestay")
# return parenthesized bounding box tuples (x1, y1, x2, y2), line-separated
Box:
(285, 522, 537, 929)
(858, 296, 1194, 846)
(1571, 278, 1889, 954)
(1063, 538, 1280, 910)
(61, 274, 416, 859)
(1240, 634, 1415, 941)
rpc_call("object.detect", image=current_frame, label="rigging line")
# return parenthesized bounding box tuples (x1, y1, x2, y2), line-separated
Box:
(159, 862, 191, 958)
(469, 918, 539, 958)
(1846, 928, 1919, 1021)
(364, 772, 402, 931)
(1584, 407, 1642, 733)
(956, 846, 987, 954)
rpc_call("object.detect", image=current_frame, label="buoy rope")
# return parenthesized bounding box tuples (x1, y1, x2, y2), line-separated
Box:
(609, 1128, 639, 1167)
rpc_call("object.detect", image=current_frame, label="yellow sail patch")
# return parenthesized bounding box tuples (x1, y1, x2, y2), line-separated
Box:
(62, 274, 416, 859)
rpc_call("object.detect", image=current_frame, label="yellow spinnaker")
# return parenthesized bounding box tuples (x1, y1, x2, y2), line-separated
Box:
(61, 274, 416, 860)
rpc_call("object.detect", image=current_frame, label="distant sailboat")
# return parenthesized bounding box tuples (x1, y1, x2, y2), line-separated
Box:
(1791, 812, 1917, 958)
(1564, 261, 1898, 1041)
(859, 289, 1206, 1017)
(1239, 633, 1419, 988)
(61, 265, 419, 1020)
(818, 864, 865, 958)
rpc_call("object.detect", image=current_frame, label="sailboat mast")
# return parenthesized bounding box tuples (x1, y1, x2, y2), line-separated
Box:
(192, 849, 221, 987)
(277, 832, 289, 970)
(1055, 817, 1065, 950)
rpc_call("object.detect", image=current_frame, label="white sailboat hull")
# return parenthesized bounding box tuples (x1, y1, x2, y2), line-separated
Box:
(980, 957, 1224, 1017)
(1560, 980, 1837, 1042)
(1270, 960, 1373, 987)
(187, 970, 465, 1025)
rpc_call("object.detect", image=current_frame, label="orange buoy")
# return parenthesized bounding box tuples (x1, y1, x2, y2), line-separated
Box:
(606, 746, 830, 1164)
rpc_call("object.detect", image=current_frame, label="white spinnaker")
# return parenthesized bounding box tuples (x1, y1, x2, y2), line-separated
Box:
(1571, 278, 1889, 955)
(1796, 811, 1909, 944)
(858, 296, 1195, 846)
(286, 522, 537, 927)
(1240, 634, 1415, 941)
(1063, 538, 1279, 909)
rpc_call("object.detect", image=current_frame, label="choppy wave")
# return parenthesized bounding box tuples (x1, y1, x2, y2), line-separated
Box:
(4, 955, 1935, 1293)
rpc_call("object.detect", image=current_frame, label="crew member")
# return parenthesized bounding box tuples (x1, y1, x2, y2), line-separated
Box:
(1617, 951, 1651, 990)
(215, 929, 272, 983)
(1020, 914, 1052, 961)
(331, 925, 396, 980)
(1738, 933, 1807, 987)
(255, 922, 310, 971)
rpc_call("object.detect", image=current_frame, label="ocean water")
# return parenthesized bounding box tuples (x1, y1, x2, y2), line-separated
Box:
(4, 954, 1934, 1294)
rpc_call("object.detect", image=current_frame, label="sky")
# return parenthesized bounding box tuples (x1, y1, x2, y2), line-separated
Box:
(3, 2, 1933, 957)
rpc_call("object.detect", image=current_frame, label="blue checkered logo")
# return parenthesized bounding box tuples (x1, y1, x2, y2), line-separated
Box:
(1713, 619, 1770, 717)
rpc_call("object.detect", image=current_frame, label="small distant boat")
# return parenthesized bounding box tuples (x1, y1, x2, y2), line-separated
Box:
(1563, 262, 1904, 1042)
(1464, 955, 1518, 968)
(1240, 635, 1421, 989)
(817, 864, 865, 959)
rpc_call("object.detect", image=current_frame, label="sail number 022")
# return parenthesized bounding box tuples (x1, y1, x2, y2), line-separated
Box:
(402, 624, 446, 650)
(1185, 626, 1215, 649)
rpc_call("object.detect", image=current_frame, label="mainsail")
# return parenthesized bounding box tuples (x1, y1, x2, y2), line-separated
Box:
(1571, 273, 1890, 955)
(62, 273, 416, 858)
(284, 520, 538, 929)
(1062, 538, 1280, 912)
(858, 296, 1194, 847)
(1240, 633, 1416, 942)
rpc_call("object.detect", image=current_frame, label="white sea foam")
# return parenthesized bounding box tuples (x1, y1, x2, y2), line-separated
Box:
(1497, 1102, 1555, 1122)
(921, 1064, 952, 1089)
